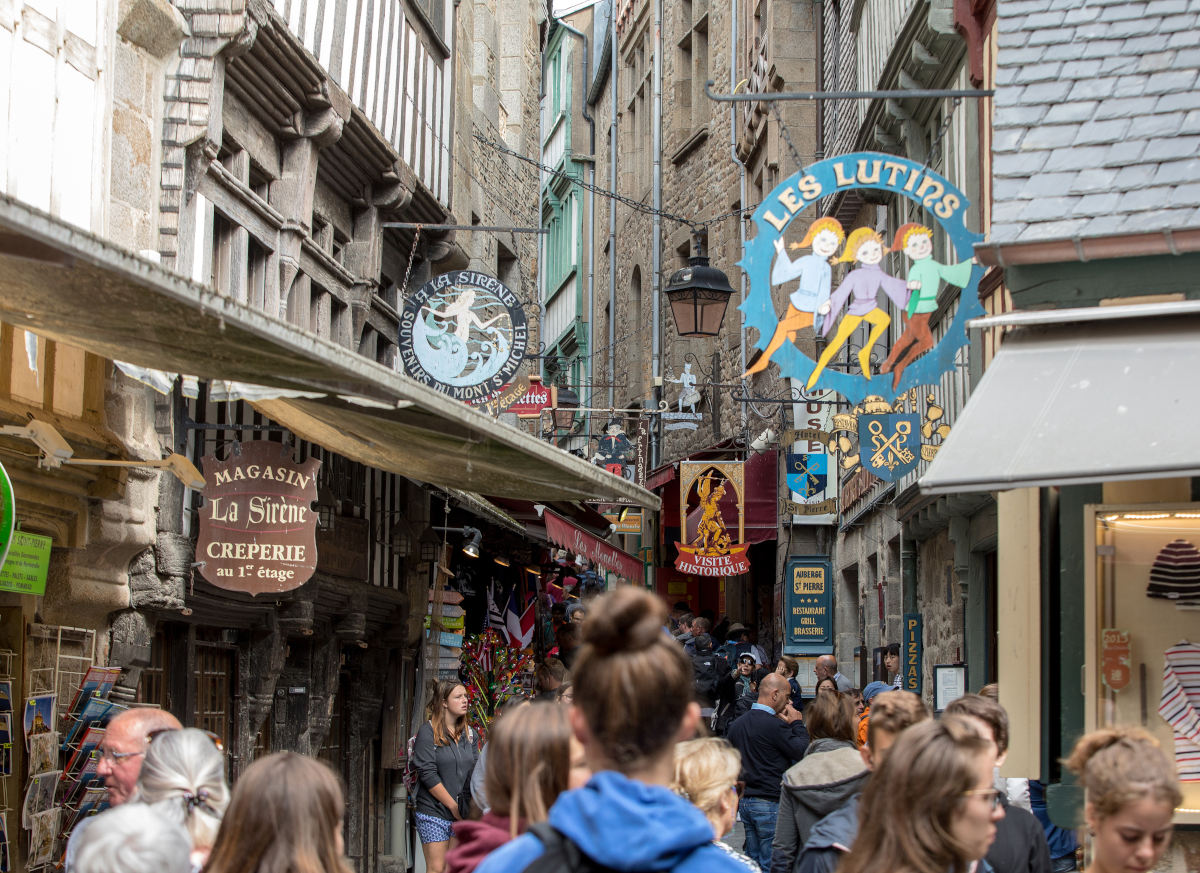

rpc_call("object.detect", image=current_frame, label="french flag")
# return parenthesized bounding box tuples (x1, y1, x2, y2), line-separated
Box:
(504, 591, 536, 648)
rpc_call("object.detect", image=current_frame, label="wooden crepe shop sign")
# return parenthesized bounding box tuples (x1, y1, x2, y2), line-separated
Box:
(674, 461, 750, 577)
(196, 441, 321, 595)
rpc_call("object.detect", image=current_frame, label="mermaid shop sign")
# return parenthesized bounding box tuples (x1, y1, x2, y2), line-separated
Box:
(739, 152, 983, 406)
(399, 270, 529, 406)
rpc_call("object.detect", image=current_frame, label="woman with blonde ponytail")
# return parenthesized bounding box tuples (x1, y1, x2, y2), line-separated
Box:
(1065, 727, 1180, 873)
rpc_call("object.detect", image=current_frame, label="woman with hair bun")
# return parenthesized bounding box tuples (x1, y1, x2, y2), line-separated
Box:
(135, 727, 230, 868)
(1065, 727, 1180, 873)
(474, 586, 751, 873)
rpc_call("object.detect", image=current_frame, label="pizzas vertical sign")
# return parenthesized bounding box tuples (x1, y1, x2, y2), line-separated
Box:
(195, 441, 321, 595)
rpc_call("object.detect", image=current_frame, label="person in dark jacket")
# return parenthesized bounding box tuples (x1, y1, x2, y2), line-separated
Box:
(714, 652, 759, 734)
(795, 690, 930, 873)
(771, 692, 868, 873)
(944, 694, 1052, 873)
(726, 673, 809, 871)
(775, 655, 805, 712)
(690, 633, 725, 721)
(412, 679, 479, 873)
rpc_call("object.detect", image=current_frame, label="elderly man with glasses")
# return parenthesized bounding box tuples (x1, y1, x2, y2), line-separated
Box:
(65, 707, 183, 871)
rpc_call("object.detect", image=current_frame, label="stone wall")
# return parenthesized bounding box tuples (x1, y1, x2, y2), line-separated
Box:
(38, 0, 190, 633)
(456, 0, 541, 325)
(833, 503, 903, 684)
(914, 527, 965, 700)
(588, 0, 819, 454)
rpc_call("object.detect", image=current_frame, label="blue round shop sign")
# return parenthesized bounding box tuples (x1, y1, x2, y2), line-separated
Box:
(738, 152, 983, 405)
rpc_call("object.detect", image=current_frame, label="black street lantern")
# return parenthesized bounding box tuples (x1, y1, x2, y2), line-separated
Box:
(553, 385, 580, 430)
(664, 236, 736, 337)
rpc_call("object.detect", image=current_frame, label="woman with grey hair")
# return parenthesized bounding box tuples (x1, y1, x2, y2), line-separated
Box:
(134, 727, 230, 867)
(74, 802, 192, 873)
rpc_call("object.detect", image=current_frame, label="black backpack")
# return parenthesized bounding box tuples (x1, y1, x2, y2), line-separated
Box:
(521, 823, 621, 873)
(521, 822, 704, 873)
(691, 651, 721, 703)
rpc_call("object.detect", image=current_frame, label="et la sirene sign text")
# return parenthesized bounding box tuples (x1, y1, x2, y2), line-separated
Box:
(196, 441, 321, 595)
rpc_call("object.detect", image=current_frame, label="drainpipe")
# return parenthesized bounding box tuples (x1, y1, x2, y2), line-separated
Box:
(650, 0, 663, 466)
(538, 43, 548, 382)
(608, 0, 618, 409)
(551, 19, 596, 424)
(731, 0, 747, 431)
(814, 0, 824, 161)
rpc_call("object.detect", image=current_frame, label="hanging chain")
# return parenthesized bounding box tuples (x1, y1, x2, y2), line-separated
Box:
(923, 97, 962, 173)
(398, 224, 422, 302)
(771, 101, 805, 174)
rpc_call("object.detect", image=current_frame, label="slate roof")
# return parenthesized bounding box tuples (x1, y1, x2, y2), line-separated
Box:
(989, 0, 1200, 245)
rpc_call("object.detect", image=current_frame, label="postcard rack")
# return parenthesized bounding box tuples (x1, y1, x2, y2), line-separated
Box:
(21, 625, 100, 871)
(0, 648, 15, 872)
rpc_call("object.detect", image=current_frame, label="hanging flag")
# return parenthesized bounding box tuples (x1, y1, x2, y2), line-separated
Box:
(487, 583, 507, 635)
(504, 591, 535, 648)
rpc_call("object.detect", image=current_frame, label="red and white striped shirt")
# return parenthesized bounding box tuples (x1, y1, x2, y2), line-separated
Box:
(1159, 641, 1200, 781)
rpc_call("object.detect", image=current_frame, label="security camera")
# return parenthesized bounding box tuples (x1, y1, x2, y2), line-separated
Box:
(749, 428, 776, 454)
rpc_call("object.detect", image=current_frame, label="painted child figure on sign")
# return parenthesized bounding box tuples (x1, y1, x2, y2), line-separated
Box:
(742, 217, 844, 377)
(806, 227, 909, 389)
(880, 223, 975, 390)
(591, 419, 634, 478)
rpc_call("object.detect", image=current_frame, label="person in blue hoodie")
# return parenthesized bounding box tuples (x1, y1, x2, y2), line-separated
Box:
(473, 587, 752, 873)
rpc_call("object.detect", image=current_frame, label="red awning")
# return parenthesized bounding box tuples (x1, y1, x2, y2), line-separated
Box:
(542, 509, 644, 583)
(646, 463, 676, 491)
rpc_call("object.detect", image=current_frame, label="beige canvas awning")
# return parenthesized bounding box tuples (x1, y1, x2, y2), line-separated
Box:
(0, 194, 659, 508)
(920, 302, 1200, 494)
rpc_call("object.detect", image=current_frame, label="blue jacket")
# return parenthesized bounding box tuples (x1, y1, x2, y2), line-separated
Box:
(473, 770, 750, 873)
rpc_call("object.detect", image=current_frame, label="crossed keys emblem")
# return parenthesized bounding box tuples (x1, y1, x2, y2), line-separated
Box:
(867, 419, 915, 471)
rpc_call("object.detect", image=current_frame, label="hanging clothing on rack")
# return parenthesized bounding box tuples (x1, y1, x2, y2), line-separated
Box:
(1159, 641, 1200, 781)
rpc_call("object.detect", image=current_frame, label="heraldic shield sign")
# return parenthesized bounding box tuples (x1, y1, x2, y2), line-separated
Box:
(196, 441, 321, 595)
(398, 270, 529, 406)
(858, 412, 921, 481)
(786, 453, 827, 499)
(675, 461, 750, 577)
(739, 152, 983, 405)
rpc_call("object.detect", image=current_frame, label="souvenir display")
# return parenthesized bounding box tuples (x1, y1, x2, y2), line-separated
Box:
(22, 694, 54, 751)
(1146, 539, 1200, 606)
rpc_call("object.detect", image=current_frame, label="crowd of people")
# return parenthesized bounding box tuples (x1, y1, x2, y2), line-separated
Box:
(64, 586, 1182, 873)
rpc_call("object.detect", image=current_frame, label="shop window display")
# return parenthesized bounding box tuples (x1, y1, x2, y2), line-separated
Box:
(1087, 505, 1200, 821)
